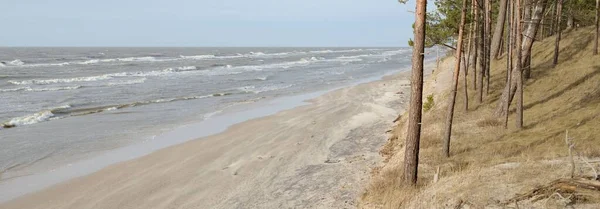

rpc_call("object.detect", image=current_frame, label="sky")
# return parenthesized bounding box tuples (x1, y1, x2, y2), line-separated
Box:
(2, 0, 420, 47)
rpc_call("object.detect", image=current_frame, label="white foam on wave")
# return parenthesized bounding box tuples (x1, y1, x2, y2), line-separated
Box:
(9, 74, 113, 85)
(5, 111, 54, 126)
(237, 84, 293, 94)
(106, 78, 147, 86)
(179, 55, 216, 60)
(8, 60, 24, 66)
(0, 86, 82, 92)
(2, 105, 70, 127)
(8, 65, 201, 85)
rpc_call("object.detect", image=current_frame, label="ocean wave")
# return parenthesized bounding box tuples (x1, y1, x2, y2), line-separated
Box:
(0, 85, 82, 92)
(9, 74, 113, 85)
(236, 84, 293, 94)
(2, 105, 71, 128)
(8, 66, 200, 85)
(9, 59, 24, 66)
(106, 78, 147, 86)
(0, 93, 224, 129)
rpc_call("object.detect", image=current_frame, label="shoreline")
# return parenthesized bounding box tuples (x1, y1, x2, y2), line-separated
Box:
(1, 60, 435, 208)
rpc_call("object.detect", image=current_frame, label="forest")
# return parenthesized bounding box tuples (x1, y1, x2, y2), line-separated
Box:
(361, 0, 600, 207)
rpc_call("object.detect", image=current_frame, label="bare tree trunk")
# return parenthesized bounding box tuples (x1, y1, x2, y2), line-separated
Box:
(524, 54, 532, 79)
(478, 0, 485, 104)
(549, 1, 555, 36)
(471, 0, 479, 91)
(540, 14, 545, 39)
(553, 0, 563, 67)
(443, 0, 468, 158)
(594, 0, 599, 55)
(485, 0, 492, 95)
(494, 0, 548, 117)
(403, 0, 427, 186)
(523, 0, 533, 79)
(566, 12, 574, 29)
(516, 0, 524, 129)
(491, 0, 509, 59)
(504, 0, 513, 128)
(463, 54, 469, 112)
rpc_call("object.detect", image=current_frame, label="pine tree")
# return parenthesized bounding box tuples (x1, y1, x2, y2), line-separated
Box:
(403, 0, 427, 186)
(443, 0, 469, 158)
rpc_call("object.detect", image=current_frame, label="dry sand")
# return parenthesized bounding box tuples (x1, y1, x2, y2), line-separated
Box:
(0, 63, 437, 209)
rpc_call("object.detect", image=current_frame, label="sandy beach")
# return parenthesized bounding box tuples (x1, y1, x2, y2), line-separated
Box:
(0, 63, 435, 209)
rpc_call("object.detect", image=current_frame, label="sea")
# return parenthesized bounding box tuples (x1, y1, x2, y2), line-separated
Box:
(0, 47, 437, 201)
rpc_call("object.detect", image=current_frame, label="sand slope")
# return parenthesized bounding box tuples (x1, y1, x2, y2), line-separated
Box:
(1, 68, 425, 208)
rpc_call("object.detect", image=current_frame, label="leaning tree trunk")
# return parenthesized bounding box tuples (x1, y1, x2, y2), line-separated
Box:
(491, 0, 509, 59)
(516, 0, 524, 129)
(443, 0, 468, 158)
(494, 0, 548, 117)
(553, 0, 563, 67)
(594, 0, 599, 55)
(403, 0, 427, 186)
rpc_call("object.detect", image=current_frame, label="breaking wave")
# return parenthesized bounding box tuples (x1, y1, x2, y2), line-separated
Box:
(2, 105, 71, 127)
(0, 86, 82, 92)
(236, 84, 294, 94)
(1, 94, 222, 128)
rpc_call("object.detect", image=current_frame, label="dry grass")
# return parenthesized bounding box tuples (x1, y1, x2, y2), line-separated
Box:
(360, 26, 600, 209)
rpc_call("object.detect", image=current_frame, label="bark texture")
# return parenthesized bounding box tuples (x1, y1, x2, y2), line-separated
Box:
(403, 0, 427, 186)
(491, 0, 509, 59)
(594, 0, 599, 55)
(516, 0, 524, 129)
(494, 0, 548, 117)
(553, 0, 563, 67)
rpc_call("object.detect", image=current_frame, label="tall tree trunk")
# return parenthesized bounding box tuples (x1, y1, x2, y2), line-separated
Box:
(549, 1, 555, 36)
(553, 0, 563, 67)
(504, 0, 513, 128)
(491, 0, 509, 59)
(403, 0, 427, 186)
(566, 12, 574, 29)
(494, 0, 548, 117)
(594, 0, 599, 55)
(478, 0, 485, 104)
(516, 0, 524, 129)
(524, 55, 532, 79)
(463, 54, 469, 112)
(443, 0, 468, 158)
(471, 0, 479, 91)
(485, 0, 492, 95)
(522, 0, 533, 79)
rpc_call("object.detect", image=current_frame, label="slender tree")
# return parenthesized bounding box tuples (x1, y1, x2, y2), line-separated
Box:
(505, 0, 513, 128)
(477, 0, 485, 104)
(463, 53, 469, 112)
(495, 0, 548, 117)
(491, 0, 510, 59)
(516, 0, 524, 129)
(523, 0, 533, 79)
(443, 0, 468, 158)
(553, 0, 564, 67)
(594, 0, 599, 55)
(485, 0, 492, 95)
(403, 0, 427, 186)
(471, 0, 479, 91)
